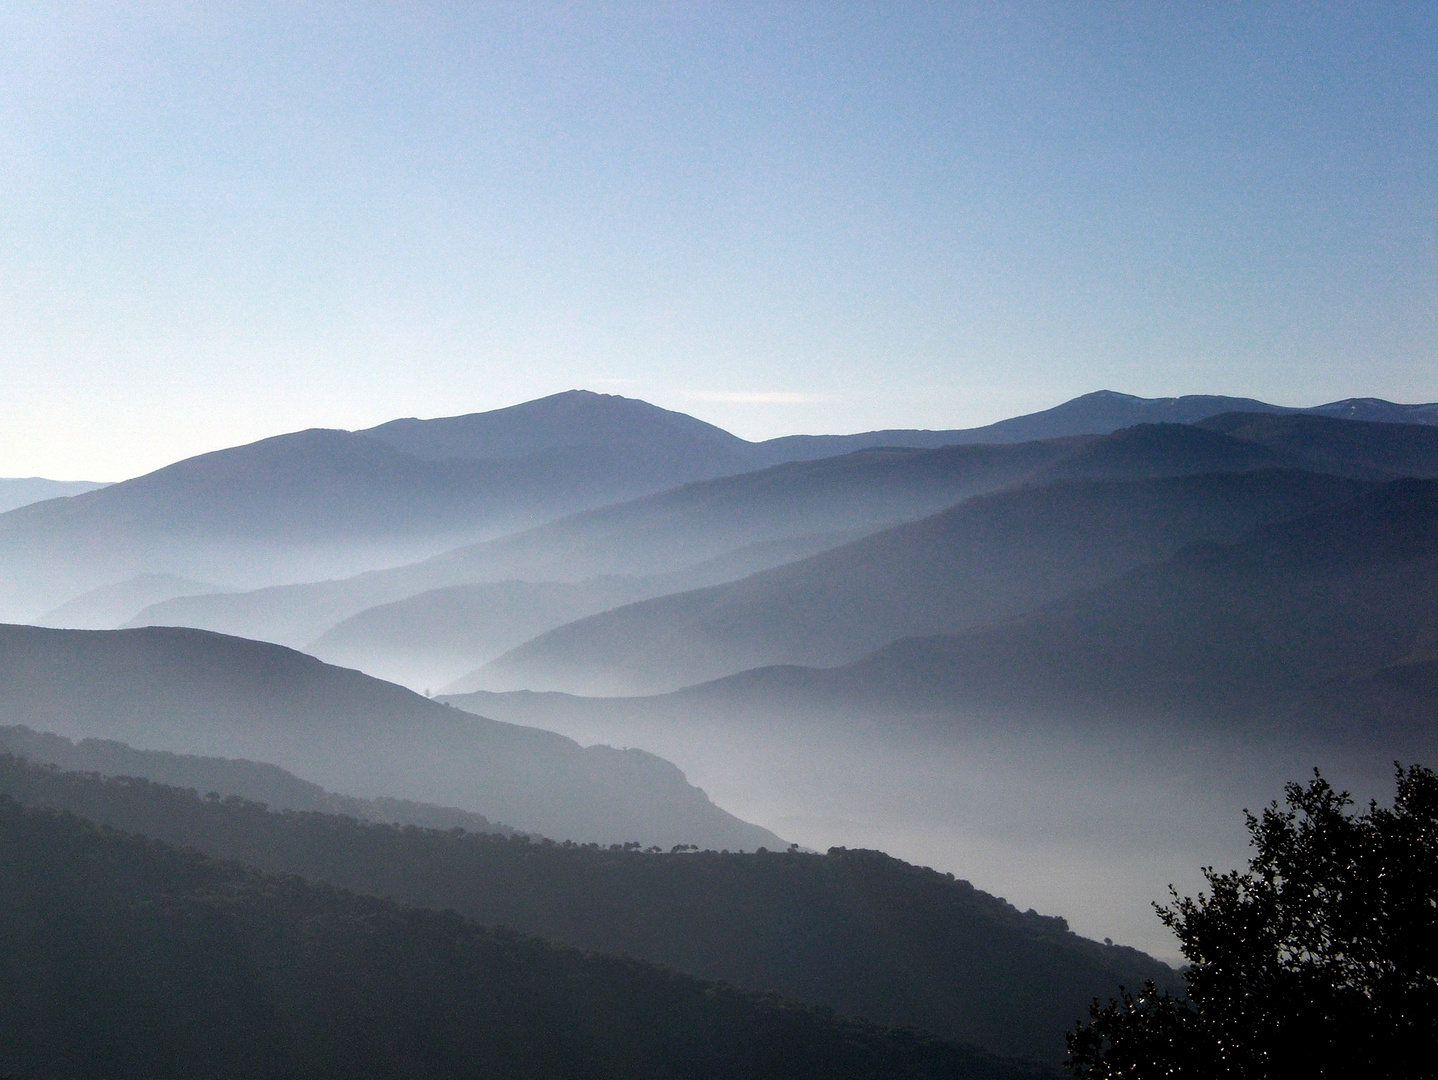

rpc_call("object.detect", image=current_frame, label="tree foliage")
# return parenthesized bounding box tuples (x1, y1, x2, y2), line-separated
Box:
(1067, 764, 1438, 1078)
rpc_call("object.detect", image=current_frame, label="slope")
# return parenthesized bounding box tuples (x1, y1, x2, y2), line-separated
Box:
(0, 477, 109, 514)
(131, 437, 1085, 648)
(0, 391, 832, 620)
(737, 477, 1438, 739)
(1196, 411, 1438, 479)
(0, 797, 1045, 1080)
(0, 752, 1170, 1063)
(304, 531, 866, 690)
(472, 469, 1365, 696)
(0, 724, 517, 835)
(0, 624, 781, 850)
(36, 572, 222, 629)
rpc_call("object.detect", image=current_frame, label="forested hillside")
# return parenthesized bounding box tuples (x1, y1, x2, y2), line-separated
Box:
(0, 753, 1169, 1063)
(0, 794, 1050, 1080)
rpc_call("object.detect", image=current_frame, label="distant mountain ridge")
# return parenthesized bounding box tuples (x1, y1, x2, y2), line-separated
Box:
(469, 468, 1367, 696)
(0, 477, 108, 514)
(636, 476, 1438, 743)
(128, 437, 1085, 649)
(5, 388, 1435, 621)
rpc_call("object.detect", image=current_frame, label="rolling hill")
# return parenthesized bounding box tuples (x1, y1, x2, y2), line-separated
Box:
(469, 469, 1366, 696)
(36, 572, 222, 629)
(0, 624, 781, 850)
(302, 530, 865, 690)
(0, 395, 770, 619)
(0, 796, 1046, 1080)
(0, 477, 109, 514)
(1195, 412, 1438, 480)
(10, 389, 1434, 623)
(129, 436, 1086, 648)
(650, 476, 1438, 742)
(0, 724, 518, 835)
(0, 751, 1170, 1063)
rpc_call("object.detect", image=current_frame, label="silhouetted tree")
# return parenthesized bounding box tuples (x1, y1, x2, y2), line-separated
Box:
(1068, 764, 1438, 1078)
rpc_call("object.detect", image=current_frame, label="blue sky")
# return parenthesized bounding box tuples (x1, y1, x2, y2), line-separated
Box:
(2, 2, 1434, 478)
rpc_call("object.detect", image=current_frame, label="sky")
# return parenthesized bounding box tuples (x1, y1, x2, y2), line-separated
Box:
(1, 2, 1434, 480)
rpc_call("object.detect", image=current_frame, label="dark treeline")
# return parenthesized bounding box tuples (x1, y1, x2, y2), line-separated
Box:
(0, 753, 1169, 1063)
(0, 795, 1055, 1080)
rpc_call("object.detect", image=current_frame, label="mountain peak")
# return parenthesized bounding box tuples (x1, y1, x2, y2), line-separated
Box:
(361, 389, 748, 462)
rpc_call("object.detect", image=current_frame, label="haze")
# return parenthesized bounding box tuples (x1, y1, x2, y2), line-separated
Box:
(2, 8, 1436, 1074)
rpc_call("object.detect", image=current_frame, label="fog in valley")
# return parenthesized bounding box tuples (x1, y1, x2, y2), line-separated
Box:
(8, 391, 1437, 965)
(4, 9, 1434, 1071)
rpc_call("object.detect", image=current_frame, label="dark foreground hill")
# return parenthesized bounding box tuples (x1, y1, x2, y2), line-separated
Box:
(473, 470, 1364, 695)
(0, 624, 780, 850)
(0, 753, 1167, 1064)
(0, 795, 1049, 1080)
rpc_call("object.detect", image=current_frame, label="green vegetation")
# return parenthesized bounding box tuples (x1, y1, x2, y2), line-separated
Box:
(1067, 766, 1438, 1078)
(0, 794, 1054, 1080)
(0, 752, 1170, 1063)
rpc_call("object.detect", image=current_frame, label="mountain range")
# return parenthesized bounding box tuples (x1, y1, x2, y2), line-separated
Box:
(8, 386, 1438, 966)
(123, 436, 1084, 650)
(469, 468, 1366, 696)
(450, 475, 1438, 746)
(13, 388, 1436, 624)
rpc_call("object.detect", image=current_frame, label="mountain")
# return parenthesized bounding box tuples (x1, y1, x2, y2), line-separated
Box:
(0, 724, 518, 835)
(1195, 412, 1438, 480)
(0, 797, 1047, 1080)
(904, 390, 1438, 447)
(0, 752, 1171, 1064)
(0, 391, 852, 620)
(651, 477, 1438, 742)
(469, 470, 1366, 696)
(129, 437, 1086, 649)
(361, 388, 754, 465)
(0, 624, 782, 850)
(1304, 397, 1438, 426)
(0, 398, 760, 619)
(443, 477, 1438, 957)
(0, 477, 109, 514)
(754, 391, 1438, 460)
(36, 572, 222, 629)
(303, 532, 863, 691)
(10, 389, 1435, 622)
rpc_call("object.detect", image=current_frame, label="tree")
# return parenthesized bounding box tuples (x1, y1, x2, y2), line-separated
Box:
(1067, 764, 1438, 1078)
